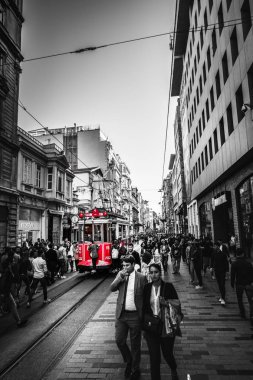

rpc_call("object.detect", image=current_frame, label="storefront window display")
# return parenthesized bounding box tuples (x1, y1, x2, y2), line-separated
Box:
(238, 175, 253, 258)
(199, 202, 212, 239)
(18, 208, 41, 244)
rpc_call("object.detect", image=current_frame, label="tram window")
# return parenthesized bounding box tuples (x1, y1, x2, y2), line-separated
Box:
(94, 224, 102, 242)
(84, 225, 92, 241)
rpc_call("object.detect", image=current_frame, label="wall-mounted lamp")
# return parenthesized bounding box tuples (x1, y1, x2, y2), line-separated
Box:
(241, 103, 253, 113)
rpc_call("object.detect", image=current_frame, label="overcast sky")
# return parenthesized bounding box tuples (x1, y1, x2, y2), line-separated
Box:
(19, 0, 178, 212)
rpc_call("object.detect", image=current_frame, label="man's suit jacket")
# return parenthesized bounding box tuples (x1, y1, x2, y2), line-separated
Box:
(110, 271, 147, 320)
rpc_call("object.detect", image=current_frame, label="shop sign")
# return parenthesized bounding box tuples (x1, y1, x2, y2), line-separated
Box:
(212, 193, 227, 210)
(19, 220, 40, 231)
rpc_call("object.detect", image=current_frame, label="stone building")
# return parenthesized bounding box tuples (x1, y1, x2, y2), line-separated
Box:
(171, 0, 253, 256)
(0, 0, 23, 251)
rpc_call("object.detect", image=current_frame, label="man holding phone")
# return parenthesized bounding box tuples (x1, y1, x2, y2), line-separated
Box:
(110, 255, 147, 379)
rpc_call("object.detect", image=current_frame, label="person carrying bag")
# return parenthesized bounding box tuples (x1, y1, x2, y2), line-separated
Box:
(142, 263, 183, 380)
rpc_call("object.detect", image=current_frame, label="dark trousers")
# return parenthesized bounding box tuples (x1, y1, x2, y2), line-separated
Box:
(145, 332, 177, 380)
(92, 257, 97, 270)
(215, 271, 226, 299)
(17, 274, 31, 297)
(236, 284, 253, 319)
(115, 311, 141, 373)
(162, 255, 168, 272)
(29, 277, 47, 302)
(193, 261, 202, 286)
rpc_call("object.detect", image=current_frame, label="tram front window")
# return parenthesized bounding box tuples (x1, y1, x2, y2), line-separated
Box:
(94, 224, 102, 241)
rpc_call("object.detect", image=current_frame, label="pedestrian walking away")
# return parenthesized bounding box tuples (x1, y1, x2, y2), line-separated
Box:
(142, 263, 181, 380)
(110, 254, 147, 380)
(231, 247, 253, 325)
(88, 240, 99, 273)
(170, 239, 181, 274)
(211, 242, 229, 305)
(27, 248, 51, 308)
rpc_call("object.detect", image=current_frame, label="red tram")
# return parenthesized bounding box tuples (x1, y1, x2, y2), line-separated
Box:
(77, 208, 121, 273)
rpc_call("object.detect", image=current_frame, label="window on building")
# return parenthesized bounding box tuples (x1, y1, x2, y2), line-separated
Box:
(199, 118, 202, 137)
(23, 158, 32, 184)
(194, 57, 197, 74)
(194, 97, 196, 113)
(222, 51, 229, 83)
(230, 27, 239, 65)
(209, 0, 213, 12)
(194, 133, 196, 149)
(247, 63, 253, 106)
(212, 28, 217, 55)
(190, 41, 192, 56)
(226, 103, 234, 135)
(196, 87, 199, 105)
(0, 3, 6, 24)
(0, 50, 6, 76)
(47, 167, 53, 190)
(206, 99, 210, 121)
(57, 170, 64, 193)
(196, 162, 199, 178)
(203, 62, 207, 83)
(36, 164, 41, 188)
(226, 0, 232, 10)
(215, 70, 221, 98)
(205, 145, 209, 166)
(199, 75, 203, 95)
(200, 27, 204, 48)
(201, 151, 205, 170)
(198, 0, 201, 13)
(192, 28, 195, 45)
(235, 84, 245, 123)
(241, 0, 252, 41)
(207, 47, 211, 70)
(202, 109, 206, 130)
(196, 126, 199, 143)
(204, 9, 208, 32)
(198, 157, 201, 175)
(218, 3, 224, 34)
(214, 128, 218, 153)
(197, 43, 200, 62)
(209, 138, 213, 160)
(66, 180, 71, 199)
(210, 86, 215, 111)
(192, 68, 194, 83)
(195, 13, 197, 28)
(219, 117, 225, 145)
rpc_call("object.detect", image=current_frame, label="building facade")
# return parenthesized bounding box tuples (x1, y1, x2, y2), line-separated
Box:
(172, 0, 253, 256)
(0, 0, 23, 251)
(17, 127, 75, 245)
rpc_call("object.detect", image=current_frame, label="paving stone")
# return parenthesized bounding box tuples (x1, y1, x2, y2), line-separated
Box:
(44, 261, 253, 380)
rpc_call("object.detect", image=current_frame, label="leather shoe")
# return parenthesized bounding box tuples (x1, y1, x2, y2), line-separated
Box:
(130, 369, 140, 380)
(124, 362, 132, 378)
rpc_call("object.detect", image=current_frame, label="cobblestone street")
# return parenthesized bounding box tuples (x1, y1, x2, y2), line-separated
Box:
(44, 259, 253, 380)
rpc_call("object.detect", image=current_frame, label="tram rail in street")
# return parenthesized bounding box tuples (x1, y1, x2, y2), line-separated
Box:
(0, 274, 111, 380)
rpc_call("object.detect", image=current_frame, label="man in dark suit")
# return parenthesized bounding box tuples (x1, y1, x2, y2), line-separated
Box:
(110, 255, 147, 379)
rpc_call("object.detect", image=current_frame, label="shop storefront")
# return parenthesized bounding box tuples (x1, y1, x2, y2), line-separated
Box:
(48, 210, 63, 245)
(0, 206, 8, 252)
(199, 201, 212, 239)
(212, 191, 234, 243)
(237, 175, 253, 258)
(18, 208, 42, 244)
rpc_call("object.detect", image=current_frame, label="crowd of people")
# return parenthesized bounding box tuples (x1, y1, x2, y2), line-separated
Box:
(0, 238, 78, 326)
(110, 233, 253, 380)
(0, 232, 252, 380)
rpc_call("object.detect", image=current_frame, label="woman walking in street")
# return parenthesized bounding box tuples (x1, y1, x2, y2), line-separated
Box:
(142, 263, 181, 380)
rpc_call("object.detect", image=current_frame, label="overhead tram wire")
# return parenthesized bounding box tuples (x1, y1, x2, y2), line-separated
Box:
(1, 16, 252, 68)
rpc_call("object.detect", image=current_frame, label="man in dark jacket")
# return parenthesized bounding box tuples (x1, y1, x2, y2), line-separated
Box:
(127, 243, 141, 272)
(231, 248, 253, 324)
(212, 242, 229, 305)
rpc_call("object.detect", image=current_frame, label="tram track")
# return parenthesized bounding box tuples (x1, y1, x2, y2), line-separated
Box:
(0, 274, 111, 380)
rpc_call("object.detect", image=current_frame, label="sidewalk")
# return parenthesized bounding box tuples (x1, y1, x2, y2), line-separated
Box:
(45, 260, 253, 380)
